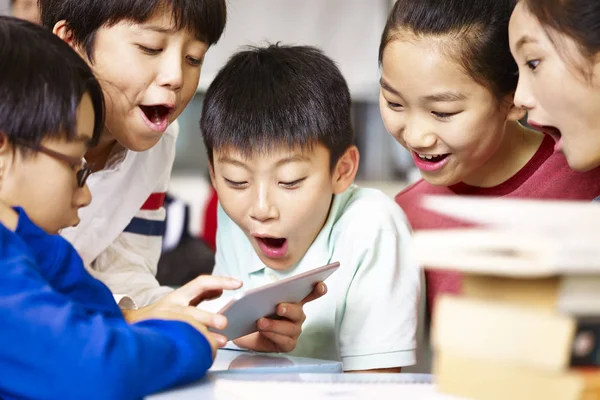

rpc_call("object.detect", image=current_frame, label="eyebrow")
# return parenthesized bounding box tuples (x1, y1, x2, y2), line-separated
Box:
(275, 155, 311, 167)
(217, 154, 310, 169)
(380, 78, 401, 97)
(381, 78, 466, 103)
(141, 24, 206, 43)
(217, 156, 250, 170)
(141, 25, 178, 35)
(515, 35, 538, 52)
(423, 91, 467, 102)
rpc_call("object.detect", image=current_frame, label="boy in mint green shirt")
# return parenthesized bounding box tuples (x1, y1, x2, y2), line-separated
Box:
(201, 44, 420, 372)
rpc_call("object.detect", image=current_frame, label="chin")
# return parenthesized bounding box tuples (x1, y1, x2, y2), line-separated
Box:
(261, 256, 295, 272)
(124, 134, 163, 152)
(566, 154, 600, 173)
(46, 226, 62, 235)
(421, 174, 461, 187)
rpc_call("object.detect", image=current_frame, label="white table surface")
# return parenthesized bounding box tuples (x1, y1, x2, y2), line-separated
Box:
(146, 372, 450, 400)
(207, 348, 343, 374)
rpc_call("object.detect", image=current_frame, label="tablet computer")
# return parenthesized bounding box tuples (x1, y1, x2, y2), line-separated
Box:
(208, 261, 340, 341)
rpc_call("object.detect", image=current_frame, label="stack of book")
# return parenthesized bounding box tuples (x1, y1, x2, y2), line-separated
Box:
(413, 196, 600, 400)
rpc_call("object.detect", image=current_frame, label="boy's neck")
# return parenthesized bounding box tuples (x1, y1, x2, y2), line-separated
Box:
(0, 199, 19, 231)
(462, 121, 544, 188)
(85, 130, 118, 172)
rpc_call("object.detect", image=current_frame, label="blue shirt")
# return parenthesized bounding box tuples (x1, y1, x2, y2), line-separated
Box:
(0, 208, 213, 400)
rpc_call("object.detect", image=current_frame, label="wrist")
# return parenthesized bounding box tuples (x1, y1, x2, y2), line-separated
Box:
(121, 308, 142, 323)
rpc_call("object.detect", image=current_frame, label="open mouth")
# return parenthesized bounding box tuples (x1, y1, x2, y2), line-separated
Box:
(139, 104, 173, 132)
(411, 151, 451, 172)
(416, 153, 450, 163)
(528, 120, 563, 152)
(528, 121, 562, 142)
(542, 126, 562, 143)
(543, 126, 563, 152)
(255, 236, 288, 259)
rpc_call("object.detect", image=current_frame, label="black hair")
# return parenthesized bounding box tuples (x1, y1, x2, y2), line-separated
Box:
(523, 0, 600, 69)
(200, 44, 354, 169)
(379, 0, 518, 101)
(0, 16, 104, 150)
(39, 0, 227, 61)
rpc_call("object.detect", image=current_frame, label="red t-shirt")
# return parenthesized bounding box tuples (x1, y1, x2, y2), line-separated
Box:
(201, 188, 218, 252)
(396, 135, 600, 316)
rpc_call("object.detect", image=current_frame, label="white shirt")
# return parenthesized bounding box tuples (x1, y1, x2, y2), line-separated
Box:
(61, 122, 180, 308)
(213, 184, 420, 371)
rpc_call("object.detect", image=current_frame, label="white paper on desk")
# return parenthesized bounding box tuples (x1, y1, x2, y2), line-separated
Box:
(213, 380, 464, 400)
(413, 228, 600, 276)
(421, 195, 600, 234)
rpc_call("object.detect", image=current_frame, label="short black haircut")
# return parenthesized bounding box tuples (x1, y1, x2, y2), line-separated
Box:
(201, 44, 354, 169)
(0, 16, 104, 150)
(379, 0, 518, 101)
(39, 0, 227, 61)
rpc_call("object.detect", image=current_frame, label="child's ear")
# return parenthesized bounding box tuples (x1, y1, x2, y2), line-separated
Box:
(505, 94, 527, 122)
(0, 134, 14, 190)
(331, 145, 360, 195)
(0, 133, 13, 157)
(208, 162, 217, 189)
(53, 20, 75, 45)
(53, 21, 86, 59)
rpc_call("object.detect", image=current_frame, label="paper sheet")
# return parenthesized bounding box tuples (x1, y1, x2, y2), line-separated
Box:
(213, 379, 463, 400)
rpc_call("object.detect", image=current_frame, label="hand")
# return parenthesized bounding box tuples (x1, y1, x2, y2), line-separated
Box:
(126, 304, 222, 357)
(233, 282, 327, 353)
(123, 275, 242, 351)
(228, 354, 293, 370)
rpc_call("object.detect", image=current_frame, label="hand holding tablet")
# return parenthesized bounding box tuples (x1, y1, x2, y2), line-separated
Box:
(199, 262, 340, 341)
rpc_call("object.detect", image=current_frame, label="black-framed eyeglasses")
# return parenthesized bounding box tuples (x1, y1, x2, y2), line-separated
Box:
(17, 143, 92, 188)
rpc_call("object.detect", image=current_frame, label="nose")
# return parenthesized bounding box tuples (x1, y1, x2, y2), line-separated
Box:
(156, 51, 183, 92)
(73, 184, 92, 209)
(249, 184, 279, 223)
(403, 115, 437, 151)
(514, 75, 536, 111)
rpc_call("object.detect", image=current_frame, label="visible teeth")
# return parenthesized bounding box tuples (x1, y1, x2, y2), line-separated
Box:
(417, 153, 448, 162)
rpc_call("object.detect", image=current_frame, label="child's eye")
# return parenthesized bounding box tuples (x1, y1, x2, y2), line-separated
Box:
(279, 178, 306, 189)
(525, 59, 540, 71)
(387, 101, 403, 110)
(224, 178, 248, 189)
(432, 111, 460, 120)
(137, 45, 162, 55)
(186, 56, 204, 67)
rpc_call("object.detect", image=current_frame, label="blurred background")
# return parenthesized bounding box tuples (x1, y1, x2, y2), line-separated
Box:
(1, 0, 415, 237)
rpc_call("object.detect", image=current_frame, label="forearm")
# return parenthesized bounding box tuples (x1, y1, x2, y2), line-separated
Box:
(90, 231, 173, 307)
(1, 282, 211, 399)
